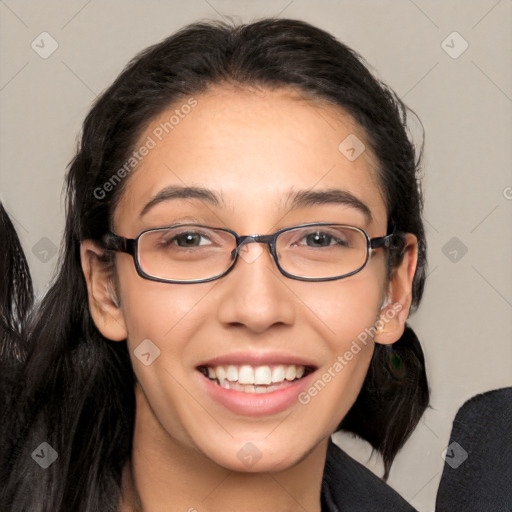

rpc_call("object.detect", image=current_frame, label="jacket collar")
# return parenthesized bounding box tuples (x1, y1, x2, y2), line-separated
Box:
(320, 438, 418, 512)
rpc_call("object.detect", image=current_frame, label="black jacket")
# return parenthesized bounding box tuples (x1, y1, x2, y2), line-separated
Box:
(435, 387, 512, 511)
(321, 439, 417, 511)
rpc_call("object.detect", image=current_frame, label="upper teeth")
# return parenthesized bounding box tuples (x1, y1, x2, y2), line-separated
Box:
(206, 364, 305, 385)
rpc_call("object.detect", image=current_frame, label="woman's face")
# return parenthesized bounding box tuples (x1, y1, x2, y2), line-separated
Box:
(90, 86, 409, 472)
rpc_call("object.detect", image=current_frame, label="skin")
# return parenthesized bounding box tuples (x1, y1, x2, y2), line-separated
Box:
(81, 85, 418, 512)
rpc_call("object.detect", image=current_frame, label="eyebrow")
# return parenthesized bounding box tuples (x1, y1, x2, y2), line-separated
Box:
(140, 185, 221, 217)
(287, 188, 372, 222)
(140, 185, 372, 221)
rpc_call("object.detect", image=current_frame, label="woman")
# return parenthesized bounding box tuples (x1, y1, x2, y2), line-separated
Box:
(2, 18, 429, 511)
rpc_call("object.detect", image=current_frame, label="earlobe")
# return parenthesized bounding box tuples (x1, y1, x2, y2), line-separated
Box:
(374, 233, 418, 345)
(80, 240, 127, 342)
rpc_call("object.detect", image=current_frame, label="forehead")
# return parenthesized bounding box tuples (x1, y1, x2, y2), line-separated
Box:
(114, 85, 387, 232)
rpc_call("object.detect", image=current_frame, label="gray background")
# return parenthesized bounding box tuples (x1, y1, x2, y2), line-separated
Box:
(1, 1, 511, 510)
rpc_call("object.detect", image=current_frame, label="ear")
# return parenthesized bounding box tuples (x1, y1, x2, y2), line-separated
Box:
(374, 233, 418, 345)
(80, 239, 127, 341)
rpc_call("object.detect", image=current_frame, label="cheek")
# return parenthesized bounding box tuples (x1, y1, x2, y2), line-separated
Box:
(116, 265, 211, 360)
(291, 272, 384, 429)
(117, 278, 213, 444)
(296, 270, 384, 348)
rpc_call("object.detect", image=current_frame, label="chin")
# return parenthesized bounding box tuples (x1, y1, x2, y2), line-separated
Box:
(195, 432, 322, 474)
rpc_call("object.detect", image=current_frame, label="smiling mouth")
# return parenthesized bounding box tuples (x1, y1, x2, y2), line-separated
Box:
(197, 364, 315, 394)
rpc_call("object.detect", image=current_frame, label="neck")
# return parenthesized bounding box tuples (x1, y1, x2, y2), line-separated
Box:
(119, 384, 328, 512)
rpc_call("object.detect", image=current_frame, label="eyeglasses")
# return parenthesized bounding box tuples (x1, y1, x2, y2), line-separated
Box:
(103, 222, 394, 284)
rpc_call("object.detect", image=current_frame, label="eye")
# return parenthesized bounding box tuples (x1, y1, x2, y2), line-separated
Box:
(172, 231, 211, 247)
(155, 228, 217, 250)
(298, 230, 349, 248)
(303, 231, 340, 247)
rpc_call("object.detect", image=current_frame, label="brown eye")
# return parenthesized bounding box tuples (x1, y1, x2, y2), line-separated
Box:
(304, 232, 340, 247)
(173, 232, 204, 247)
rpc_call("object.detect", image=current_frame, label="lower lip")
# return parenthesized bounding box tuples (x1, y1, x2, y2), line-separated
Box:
(197, 370, 315, 416)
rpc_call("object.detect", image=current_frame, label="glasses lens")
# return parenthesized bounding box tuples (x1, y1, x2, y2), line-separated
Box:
(138, 226, 236, 281)
(276, 225, 368, 279)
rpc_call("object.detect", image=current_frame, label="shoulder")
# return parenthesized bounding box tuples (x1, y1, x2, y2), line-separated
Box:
(450, 387, 512, 425)
(436, 387, 512, 511)
(321, 438, 417, 512)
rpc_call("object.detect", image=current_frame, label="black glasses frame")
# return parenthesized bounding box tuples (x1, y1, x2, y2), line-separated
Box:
(103, 222, 394, 284)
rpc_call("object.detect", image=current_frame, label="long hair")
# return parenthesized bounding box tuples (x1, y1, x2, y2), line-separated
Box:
(0, 202, 33, 359)
(3, 18, 429, 510)
(0, 201, 34, 493)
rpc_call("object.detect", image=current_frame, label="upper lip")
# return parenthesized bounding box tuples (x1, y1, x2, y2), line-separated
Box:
(197, 352, 319, 369)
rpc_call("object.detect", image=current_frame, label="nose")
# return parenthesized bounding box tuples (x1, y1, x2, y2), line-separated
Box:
(216, 240, 296, 334)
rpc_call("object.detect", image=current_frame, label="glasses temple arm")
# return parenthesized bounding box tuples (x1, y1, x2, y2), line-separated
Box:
(102, 232, 135, 254)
